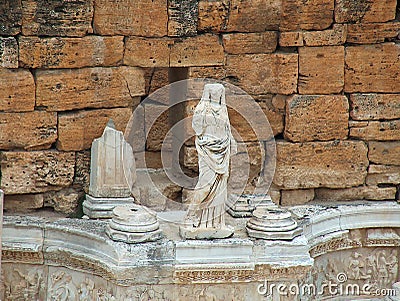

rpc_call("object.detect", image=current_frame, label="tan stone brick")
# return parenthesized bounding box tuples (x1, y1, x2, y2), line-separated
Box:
(57, 108, 132, 151)
(0, 150, 75, 194)
(74, 150, 91, 194)
(350, 120, 400, 141)
(226, 0, 281, 32)
(350, 94, 400, 121)
(0, 68, 35, 112)
(36, 67, 144, 111)
(168, 0, 198, 36)
(0, 37, 18, 68)
(226, 53, 298, 95)
(4, 194, 44, 212)
(369, 141, 400, 165)
(345, 43, 400, 93)
(335, 0, 397, 23)
(285, 95, 349, 142)
(256, 95, 285, 136)
(0, 1, 22, 35)
(279, 31, 304, 47)
(124, 37, 171, 68)
(315, 186, 396, 201)
(299, 46, 344, 94)
(93, 0, 167, 37)
(43, 187, 83, 214)
(347, 22, 400, 44)
(188, 66, 226, 79)
(19, 36, 123, 69)
(367, 165, 400, 185)
(22, 0, 93, 36)
(274, 141, 368, 189)
(143, 68, 170, 96)
(281, 189, 315, 206)
(223, 32, 278, 54)
(144, 103, 171, 151)
(0, 111, 57, 150)
(303, 24, 347, 46)
(198, 0, 229, 32)
(170, 35, 224, 67)
(281, 0, 334, 31)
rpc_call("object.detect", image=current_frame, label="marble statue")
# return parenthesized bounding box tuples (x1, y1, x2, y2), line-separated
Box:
(180, 83, 236, 239)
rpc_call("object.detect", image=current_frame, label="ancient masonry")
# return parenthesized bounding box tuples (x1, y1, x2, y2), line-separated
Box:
(1, 0, 400, 213)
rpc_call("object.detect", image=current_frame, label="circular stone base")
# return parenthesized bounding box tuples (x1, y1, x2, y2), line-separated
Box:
(105, 225, 163, 244)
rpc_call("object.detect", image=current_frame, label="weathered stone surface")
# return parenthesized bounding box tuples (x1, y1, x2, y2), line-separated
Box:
(197, 0, 229, 32)
(303, 24, 347, 46)
(335, 0, 397, 23)
(350, 94, 400, 121)
(369, 141, 400, 165)
(0, 0, 22, 35)
(281, 189, 315, 206)
(19, 36, 123, 69)
(22, 0, 93, 36)
(223, 32, 278, 54)
(0, 37, 18, 68)
(144, 68, 170, 95)
(168, 0, 198, 36)
(57, 108, 132, 151)
(74, 151, 90, 193)
(281, 0, 334, 31)
(350, 120, 400, 141)
(188, 66, 226, 79)
(226, 53, 298, 95)
(315, 186, 397, 201)
(93, 0, 167, 37)
(0, 68, 35, 112)
(285, 95, 349, 142)
(36, 67, 144, 111)
(299, 46, 344, 94)
(256, 95, 286, 136)
(144, 103, 171, 151)
(124, 37, 171, 67)
(43, 187, 83, 214)
(279, 31, 304, 47)
(347, 22, 400, 44)
(274, 141, 368, 189)
(367, 165, 400, 185)
(170, 35, 224, 67)
(0, 151, 75, 194)
(226, 0, 281, 32)
(4, 194, 44, 211)
(125, 104, 146, 153)
(0, 111, 57, 150)
(345, 43, 400, 93)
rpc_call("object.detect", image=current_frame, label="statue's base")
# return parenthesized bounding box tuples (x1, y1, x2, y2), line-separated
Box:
(105, 225, 163, 244)
(246, 226, 302, 240)
(82, 194, 135, 219)
(179, 225, 234, 240)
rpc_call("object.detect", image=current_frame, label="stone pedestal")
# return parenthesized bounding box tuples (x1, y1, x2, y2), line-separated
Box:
(226, 194, 277, 217)
(105, 205, 162, 243)
(179, 225, 234, 240)
(246, 207, 302, 240)
(83, 195, 135, 219)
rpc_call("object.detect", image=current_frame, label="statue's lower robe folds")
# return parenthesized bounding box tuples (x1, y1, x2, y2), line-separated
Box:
(181, 83, 236, 240)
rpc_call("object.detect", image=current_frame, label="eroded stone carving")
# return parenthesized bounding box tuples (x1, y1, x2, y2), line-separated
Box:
(180, 83, 236, 240)
(3, 266, 45, 301)
(83, 119, 136, 218)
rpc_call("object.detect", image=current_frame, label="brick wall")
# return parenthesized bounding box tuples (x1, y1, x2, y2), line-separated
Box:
(0, 0, 399, 213)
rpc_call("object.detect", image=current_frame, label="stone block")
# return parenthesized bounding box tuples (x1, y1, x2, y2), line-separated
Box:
(367, 165, 400, 185)
(125, 104, 146, 153)
(93, 0, 167, 37)
(144, 68, 170, 95)
(19, 36, 123, 69)
(168, 0, 198, 36)
(57, 108, 132, 151)
(256, 94, 286, 136)
(36, 67, 144, 111)
(74, 150, 90, 193)
(226, 53, 298, 95)
(347, 22, 400, 44)
(124, 37, 171, 68)
(144, 103, 171, 151)
(170, 35, 224, 67)
(223, 32, 278, 54)
(279, 31, 304, 47)
(197, 0, 229, 32)
(281, 0, 334, 31)
(335, 0, 397, 23)
(0, 68, 35, 112)
(0, 111, 57, 150)
(0, 0, 22, 35)
(284, 95, 349, 142)
(43, 187, 84, 214)
(0, 37, 18, 68)
(350, 120, 400, 141)
(299, 46, 344, 94)
(345, 43, 400, 93)
(350, 94, 400, 121)
(4, 194, 44, 212)
(0, 151, 75, 194)
(281, 189, 315, 206)
(22, 0, 93, 36)
(274, 141, 368, 189)
(188, 66, 226, 79)
(315, 186, 397, 201)
(369, 141, 400, 165)
(303, 24, 347, 46)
